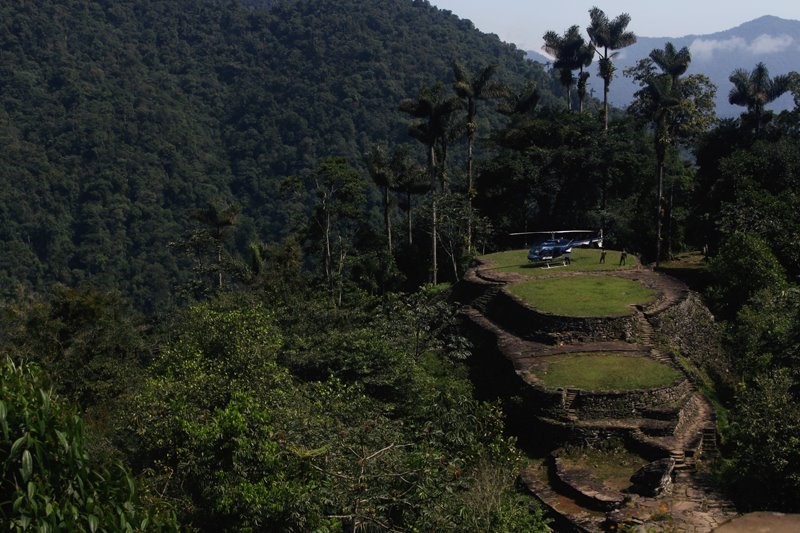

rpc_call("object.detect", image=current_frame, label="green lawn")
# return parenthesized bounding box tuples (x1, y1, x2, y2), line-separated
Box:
(538, 352, 681, 390)
(506, 276, 655, 317)
(479, 248, 637, 277)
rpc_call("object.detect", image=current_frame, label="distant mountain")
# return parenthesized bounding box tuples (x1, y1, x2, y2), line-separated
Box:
(528, 16, 800, 118)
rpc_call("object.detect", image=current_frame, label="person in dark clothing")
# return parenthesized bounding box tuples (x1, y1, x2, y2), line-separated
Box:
(619, 249, 627, 266)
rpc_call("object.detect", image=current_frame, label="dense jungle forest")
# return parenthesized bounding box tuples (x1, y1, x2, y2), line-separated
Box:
(2, 0, 800, 530)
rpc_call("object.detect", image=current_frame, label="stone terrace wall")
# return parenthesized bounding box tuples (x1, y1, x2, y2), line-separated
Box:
(523, 385, 566, 419)
(650, 292, 734, 394)
(521, 377, 693, 422)
(485, 290, 634, 345)
(450, 268, 497, 305)
(572, 379, 693, 419)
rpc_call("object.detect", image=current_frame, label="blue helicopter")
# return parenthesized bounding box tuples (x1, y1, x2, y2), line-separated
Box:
(510, 230, 603, 268)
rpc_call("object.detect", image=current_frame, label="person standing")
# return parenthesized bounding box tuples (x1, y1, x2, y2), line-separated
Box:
(619, 249, 627, 266)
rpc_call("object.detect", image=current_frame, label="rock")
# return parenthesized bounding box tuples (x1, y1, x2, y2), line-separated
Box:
(629, 457, 675, 497)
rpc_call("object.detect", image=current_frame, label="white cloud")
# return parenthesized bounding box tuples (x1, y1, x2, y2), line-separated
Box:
(750, 34, 794, 54)
(690, 37, 747, 61)
(690, 34, 795, 61)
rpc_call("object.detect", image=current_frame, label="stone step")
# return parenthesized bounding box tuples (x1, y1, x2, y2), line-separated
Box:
(669, 451, 685, 465)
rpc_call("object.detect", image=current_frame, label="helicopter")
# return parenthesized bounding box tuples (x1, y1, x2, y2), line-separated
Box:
(509, 229, 603, 268)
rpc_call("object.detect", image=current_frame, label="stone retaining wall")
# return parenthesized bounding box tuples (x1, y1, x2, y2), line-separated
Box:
(672, 394, 701, 440)
(450, 269, 497, 305)
(485, 290, 634, 345)
(571, 379, 693, 419)
(648, 292, 731, 392)
(523, 386, 566, 419)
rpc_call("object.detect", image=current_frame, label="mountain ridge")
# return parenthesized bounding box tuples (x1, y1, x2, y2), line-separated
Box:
(527, 15, 800, 117)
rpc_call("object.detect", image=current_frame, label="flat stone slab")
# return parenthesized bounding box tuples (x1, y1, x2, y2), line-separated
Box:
(714, 512, 800, 532)
(553, 457, 626, 511)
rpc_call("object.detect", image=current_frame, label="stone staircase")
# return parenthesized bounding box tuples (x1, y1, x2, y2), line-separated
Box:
(562, 388, 579, 421)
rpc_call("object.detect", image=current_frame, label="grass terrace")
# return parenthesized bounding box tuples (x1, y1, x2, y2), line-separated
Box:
(507, 276, 656, 317)
(559, 442, 648, 492)
(479, 248, 638, 277)
(538, 353, 681, 390)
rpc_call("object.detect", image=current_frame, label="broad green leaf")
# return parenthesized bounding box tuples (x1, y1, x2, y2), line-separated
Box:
(13, 495, 25, 513)
(21, 449, 33, 482)
(88, 514, 99, 533)
(55, 429, 70, 453)
(10, 435, 27, 457)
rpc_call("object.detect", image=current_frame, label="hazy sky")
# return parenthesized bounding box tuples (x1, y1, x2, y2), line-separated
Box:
(428, 1, 800, 52)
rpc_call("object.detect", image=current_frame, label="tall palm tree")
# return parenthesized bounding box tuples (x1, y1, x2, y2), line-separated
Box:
(649, 42, 691, 86)
(647, 42, 690, 261)
(542, 26, 591, 111)
(643, 75, 680, 266)
(190, 201, 239, 290)
(630, 42, 715, 265)
(497, 82, 541, 118)
(389, 145, 429, 246)
(365, 145, 394, 256)
(399, 84, 461, 284)
(452, 61, 505, 253)
(587, 7, 637, 130)
(495, 83, 541, 149)
(575, 42, 595, 112)
(729, 62, 793, 132)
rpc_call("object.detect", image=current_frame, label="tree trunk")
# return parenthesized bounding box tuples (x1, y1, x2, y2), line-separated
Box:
(656, 158, 664, 268)
(429, 143, 438, 285)
(466, 132, 474, 254)
(603, 77, 610, 131)
(666, 178, 674, 260)
(431, 193, 438, 285)
(324, 203, 332, 291)
(336, 235, 346, 307)
(383, 185, 392, 256)
(406, 191, 413, 245)
(217, 240, 223, 290)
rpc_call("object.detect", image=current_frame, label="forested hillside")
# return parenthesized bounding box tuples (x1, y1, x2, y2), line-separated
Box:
(0, 0, 554, 311)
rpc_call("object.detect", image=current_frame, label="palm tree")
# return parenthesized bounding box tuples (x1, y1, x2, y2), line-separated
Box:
(389, 145, 429, 246)
(629, 42, 715, 265)
(365, 145, 394, 256)
(495, 83, 541, 149)
(497, 82, 541, 118)
(729, 62, 793, 132)
(542, 26, 593, 112)
(399, 84, 461, 284)
(642, 75, 680, 266)
(587, 7, 637, 130)
(649, 42, 691, 86)
(190, 201, 240, 290)
(575, 42, 595, 113)
(452, 61, 505, 252)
